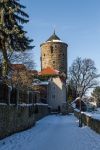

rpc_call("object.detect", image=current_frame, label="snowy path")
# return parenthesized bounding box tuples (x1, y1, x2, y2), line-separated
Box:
(0, 114, 100, 150)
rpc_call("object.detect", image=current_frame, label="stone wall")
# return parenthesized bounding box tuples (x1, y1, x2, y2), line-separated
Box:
(74, 109, 100, 134)
(41, 42, 67, 74)
(34, 103, 50, 121)
(0, 105, 35, 139)
(0, 104, 50, 139)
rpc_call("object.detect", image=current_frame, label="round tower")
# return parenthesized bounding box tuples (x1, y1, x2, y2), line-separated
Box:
(40, 31, 68, 75)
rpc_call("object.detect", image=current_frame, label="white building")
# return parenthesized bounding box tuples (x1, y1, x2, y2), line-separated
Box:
(48, 77, 67, 113)
(38, 67, 67, 113)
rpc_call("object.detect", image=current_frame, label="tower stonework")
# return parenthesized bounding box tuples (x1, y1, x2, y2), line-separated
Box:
(40, 32, 68, 76)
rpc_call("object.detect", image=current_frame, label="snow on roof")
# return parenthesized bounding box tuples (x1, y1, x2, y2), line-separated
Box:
(33, 81, 49, 86)
(72, 97, 93, 107)
(71, 97, 80, 104)
(34, 103, 48, 106)
(40, 31, 68, 46)
(39, 81, 49, 85)
(19, 104, 34, 107)
(47, 39, 63, 43)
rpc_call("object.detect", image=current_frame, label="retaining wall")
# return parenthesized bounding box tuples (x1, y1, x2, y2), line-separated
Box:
(34, 103, 50, 121)
(74, 109, 100, 134)
(0, 104, 50, 139)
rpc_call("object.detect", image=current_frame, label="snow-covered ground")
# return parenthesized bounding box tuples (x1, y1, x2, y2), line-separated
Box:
(0, 114, 100, 150)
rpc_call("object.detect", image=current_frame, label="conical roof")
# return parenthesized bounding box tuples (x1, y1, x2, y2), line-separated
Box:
(46, 31, 61, 42)
(40, 31, 68, 47)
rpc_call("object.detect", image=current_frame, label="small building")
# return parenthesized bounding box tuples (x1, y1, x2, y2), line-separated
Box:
(72, 97, 96, 112)
(39, 67, 67, 113)
(72, 97, 87, 112)
(32, 79, 49, 104)
(48, 77, 66, 112)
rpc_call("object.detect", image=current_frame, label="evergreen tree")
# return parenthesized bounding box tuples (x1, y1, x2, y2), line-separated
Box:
(0, 0, 33, 76)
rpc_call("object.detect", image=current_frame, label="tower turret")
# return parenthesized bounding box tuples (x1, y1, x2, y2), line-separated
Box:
(40, 31, 68, 76)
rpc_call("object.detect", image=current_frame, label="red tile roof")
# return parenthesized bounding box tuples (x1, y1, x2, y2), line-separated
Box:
(39, 67, 59, 75)
(11, 64, 26, 71)
(29, 70, 38, 75)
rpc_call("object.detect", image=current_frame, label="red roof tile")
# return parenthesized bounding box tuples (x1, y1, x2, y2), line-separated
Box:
(11, 64, 26, 70)
(29, 70, 38, 75)
(39, 67, 59, 75)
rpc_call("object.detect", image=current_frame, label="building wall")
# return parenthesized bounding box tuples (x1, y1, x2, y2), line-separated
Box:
(48, 77, 66, 111)
(41, 42, 68, 74)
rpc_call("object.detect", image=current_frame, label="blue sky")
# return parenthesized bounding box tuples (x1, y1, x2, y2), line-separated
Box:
(20, 0, 100, 73)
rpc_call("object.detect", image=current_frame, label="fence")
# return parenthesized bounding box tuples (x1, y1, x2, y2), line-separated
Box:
(0, 81, 39, 105)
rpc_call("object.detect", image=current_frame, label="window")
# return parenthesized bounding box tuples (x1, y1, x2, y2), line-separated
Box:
(53, 61, 55, 64)
(53, 86, 55, 90)
(52, 95, 55, 99)
(44, 54, 45, 56)
(53, 45, 57, 49)
(51, 46, 53, 53)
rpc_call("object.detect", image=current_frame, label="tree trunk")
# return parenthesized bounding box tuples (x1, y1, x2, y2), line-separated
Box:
(1, 40, 9, 77)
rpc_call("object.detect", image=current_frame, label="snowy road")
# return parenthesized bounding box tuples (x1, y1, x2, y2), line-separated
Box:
(0, 114, 100, 150)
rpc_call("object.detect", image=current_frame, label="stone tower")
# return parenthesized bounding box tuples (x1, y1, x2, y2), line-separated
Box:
(40, 31, 68, 76)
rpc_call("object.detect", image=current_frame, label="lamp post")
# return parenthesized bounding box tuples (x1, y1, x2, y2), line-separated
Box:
(65, 79, 69, 114)
(66, 79, 69, 101)
(77, 85, 83, 127)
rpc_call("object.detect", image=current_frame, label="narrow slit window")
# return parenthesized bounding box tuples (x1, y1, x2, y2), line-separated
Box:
(53, 61, 55, 64)
(51, 46, 53, 53)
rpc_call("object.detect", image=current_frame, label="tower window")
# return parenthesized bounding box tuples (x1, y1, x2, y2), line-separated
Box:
(53, 61, 55, 64)
(51, 46, 53, 53)
(53, 45, 57, 49)
(44, 54, 45, 56)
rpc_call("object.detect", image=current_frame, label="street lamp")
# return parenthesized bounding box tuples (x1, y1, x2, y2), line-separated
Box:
(66, 79, 69, 114)
(77, 85, 83, 127)
(66, 79, 69, 101)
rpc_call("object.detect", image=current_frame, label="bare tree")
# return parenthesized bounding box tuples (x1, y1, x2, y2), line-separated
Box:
(69, 57, 100, 97)
(10, 51, 35, 70)
(12, 66, 33, 90)
(0, 53, 2, 77)
(10, 64, 34, 104)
